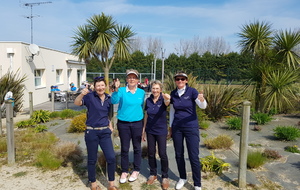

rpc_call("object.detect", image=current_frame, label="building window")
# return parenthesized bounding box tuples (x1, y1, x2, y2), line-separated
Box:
(56, 69, 62, 84)
(34, 69, 44, 87)
(67, 69, 72, 84)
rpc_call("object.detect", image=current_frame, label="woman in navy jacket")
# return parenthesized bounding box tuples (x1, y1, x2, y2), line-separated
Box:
(74, 77, 117, 190)
(142, 80, 170, 190)
(169, 72, 207, 190)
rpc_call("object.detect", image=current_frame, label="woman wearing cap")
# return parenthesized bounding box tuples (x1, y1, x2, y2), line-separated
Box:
(74, 77, 118, 190)
(111, 69, 145, 183)
(169, 71, 207, 190)
(142, 80, 170, 190)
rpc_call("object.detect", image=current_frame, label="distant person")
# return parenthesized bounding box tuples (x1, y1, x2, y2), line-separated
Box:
(50, 85, 56, 92)
(74, 76, 118, 190)
(50, 86, 66, 102)
(70, 82, 77, 91)
(142, 80, 170, 190)
(170, 71, 207, 190)
(144, 77, 149, 85)
(111, 69, 145, 184)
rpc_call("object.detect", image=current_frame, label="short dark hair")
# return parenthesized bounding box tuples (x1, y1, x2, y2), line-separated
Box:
(93, 76, 106, 86)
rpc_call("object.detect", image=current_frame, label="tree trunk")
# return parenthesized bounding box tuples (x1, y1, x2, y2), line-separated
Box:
(104, 67, 110, 93)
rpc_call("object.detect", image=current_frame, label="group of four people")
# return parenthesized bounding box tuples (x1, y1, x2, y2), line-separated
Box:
(74, 69, 207, 190)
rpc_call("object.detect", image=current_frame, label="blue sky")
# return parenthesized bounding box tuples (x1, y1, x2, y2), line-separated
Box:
(1, 0, 299, 55)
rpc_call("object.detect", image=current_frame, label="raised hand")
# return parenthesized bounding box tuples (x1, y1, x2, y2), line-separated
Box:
(114, 78, 120, 88)
(198, 90, 205, 102)
(81, 84, 90, 96)
(162, 93, 170, 101)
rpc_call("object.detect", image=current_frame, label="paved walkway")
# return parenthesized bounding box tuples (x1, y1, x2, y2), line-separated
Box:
(1, 101, 300, 189)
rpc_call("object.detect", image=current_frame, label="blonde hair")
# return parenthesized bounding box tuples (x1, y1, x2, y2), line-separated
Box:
(150, 80, 163, 90)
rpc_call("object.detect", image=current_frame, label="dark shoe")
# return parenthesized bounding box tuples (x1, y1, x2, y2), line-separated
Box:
(146, 175, 157, 185)
(162, 178, 169, 190)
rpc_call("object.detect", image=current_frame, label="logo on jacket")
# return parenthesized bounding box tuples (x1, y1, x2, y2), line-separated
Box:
(184, 96, 190, 100)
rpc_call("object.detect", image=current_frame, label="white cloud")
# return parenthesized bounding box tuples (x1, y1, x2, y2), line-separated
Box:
(1, 0, 299, 54)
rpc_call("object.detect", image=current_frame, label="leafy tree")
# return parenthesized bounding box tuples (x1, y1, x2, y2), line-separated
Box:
(238, 20, 275, 112)
(238, 20, 300, 113)
(71, 13, 135, 91)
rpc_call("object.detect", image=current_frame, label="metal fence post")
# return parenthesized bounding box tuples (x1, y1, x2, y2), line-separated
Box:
(6, 99, 15, 165)
(51, 91, 55, 112)
(238, 101, 251, 189)
(29, 92, 33, 117)
(65, 91, 69, 109)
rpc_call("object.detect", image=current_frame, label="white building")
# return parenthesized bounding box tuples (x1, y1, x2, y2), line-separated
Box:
(0, 41, 86, 110)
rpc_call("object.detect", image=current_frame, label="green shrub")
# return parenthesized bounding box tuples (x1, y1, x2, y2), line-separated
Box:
(204, 135, 234, 149)
(68, 113, 86, 133)
(196, 107, 209, 123)
(249, 143, 262, 147)
(16, 119, 36, 128)
(251, 112, 272, 125)
(31, 110, 51, 123)
(200, 151, 231, 175)
(284, 145, 300, 153)
(226, 116, 242, 130)
(201, 133, 208, 138)
(200, 120, 210, 130)
(35, 149, 63, 170)
(273, 126, 300, 141)
(247, 151, 267, 169)
(60, 109, 78, 119)
(34, 125, 48, 133)
(203, 84, 244, 121)
(0, 70, 27, 113)
(49, 111, 60, 118)
(262, 149, 282, 160)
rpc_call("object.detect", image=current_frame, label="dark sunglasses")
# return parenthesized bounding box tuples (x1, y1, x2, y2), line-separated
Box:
(94, 76, 104, 80)
(175, 78, 186, 81)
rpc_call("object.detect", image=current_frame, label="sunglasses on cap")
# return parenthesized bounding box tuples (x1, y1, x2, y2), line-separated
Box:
(94, 76, 104, 80)
(175, 78, 186, 81)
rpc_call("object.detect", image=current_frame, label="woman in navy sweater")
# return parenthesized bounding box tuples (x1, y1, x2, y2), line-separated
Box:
(169, 72, 207, 190)
(142, 80, 170, 190)
(74, 77, 117, 190)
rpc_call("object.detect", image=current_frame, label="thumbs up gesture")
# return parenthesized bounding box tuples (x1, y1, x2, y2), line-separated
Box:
(81, 84, 90, 96)
(162, 93, 171, 105)
(162, 93, 170, 101)
(198, 90, 205, 102)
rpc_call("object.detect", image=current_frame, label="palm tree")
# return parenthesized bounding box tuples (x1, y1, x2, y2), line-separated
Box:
(237, 20, 273, 112)
(71, 13, 135, 90)
(263, 68, 299, 112)
(273, 29, 300, 69)
(238, 21, 300, 113)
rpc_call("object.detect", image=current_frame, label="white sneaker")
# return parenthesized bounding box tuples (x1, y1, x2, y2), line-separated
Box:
(119, 172, 128, 183)
(195, 186, 202, 190)
(128, 171, 139, 182)
(175, 178, 187, 189)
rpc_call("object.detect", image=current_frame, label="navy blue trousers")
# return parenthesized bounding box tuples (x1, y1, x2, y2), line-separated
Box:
(172, 126, 201, 187)
(85, 128, 116, 182)
(117, 119, 143, 172)
(147, 133, 169, 178)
